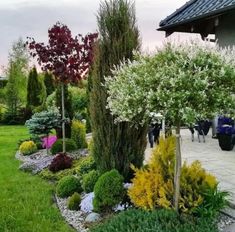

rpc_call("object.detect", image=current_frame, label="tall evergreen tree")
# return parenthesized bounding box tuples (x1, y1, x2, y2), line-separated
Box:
(44, 72, 55, 96)
(4, 38, 29, 123)
(27, 67, 42, 108)
(89, 0, 147, 180)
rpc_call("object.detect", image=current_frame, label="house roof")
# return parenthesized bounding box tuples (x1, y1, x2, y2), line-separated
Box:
(159, 0, 235, 31)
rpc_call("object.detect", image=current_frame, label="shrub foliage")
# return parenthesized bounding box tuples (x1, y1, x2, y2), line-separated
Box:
(71, 120, 87, 149)
(56, 175, 82, 198)
(76, 156, 96, 175)
(128, 136, 225, 216)
(67, 192, 81, 211)
(82, 170, 100, 193)
(90, 209, 218, 232)
(93, 169, 124, 212)
(19, 140, 37, 155)
(51, 138, 77, 155)
(49, 153, 73, 173)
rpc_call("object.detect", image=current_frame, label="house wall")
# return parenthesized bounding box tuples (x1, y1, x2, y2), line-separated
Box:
(216, 10, 235, 48)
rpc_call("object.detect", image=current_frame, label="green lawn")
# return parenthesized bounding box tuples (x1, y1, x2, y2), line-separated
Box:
(0, 125, 74, 232)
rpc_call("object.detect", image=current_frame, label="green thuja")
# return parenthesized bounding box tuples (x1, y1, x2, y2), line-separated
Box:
(26, 67, 43, 109)
(44, 72, 55, 96)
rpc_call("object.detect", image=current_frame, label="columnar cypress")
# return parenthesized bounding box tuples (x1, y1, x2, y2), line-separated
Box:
(26, 67, 42, 108)
(44, 72, 55, 96)
(89, 0, 147, 180)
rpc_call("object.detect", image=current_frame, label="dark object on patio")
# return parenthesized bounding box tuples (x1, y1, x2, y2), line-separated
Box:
(217, 116, 235, 151)
(189, 120, 212, 143)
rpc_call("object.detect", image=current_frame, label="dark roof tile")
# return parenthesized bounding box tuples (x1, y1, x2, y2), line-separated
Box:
(159, 0, 235, 29)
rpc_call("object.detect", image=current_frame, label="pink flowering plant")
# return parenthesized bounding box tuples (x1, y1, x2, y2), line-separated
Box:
(42, 135, 57, 149)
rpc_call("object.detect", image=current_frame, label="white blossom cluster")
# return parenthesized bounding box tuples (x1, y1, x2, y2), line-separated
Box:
(105, 42, 235, 126)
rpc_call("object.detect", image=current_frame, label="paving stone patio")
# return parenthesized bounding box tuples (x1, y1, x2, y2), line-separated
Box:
(145, 129, 235, 206)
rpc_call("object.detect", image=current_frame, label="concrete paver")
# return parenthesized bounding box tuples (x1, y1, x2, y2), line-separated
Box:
(145, 129, 235, 206)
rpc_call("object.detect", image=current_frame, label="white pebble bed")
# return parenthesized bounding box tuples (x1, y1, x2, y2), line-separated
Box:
(55, 195, 88, 232)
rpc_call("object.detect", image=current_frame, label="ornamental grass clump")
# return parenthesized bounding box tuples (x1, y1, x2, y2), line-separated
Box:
(19, 140, 37, 155)
(128, 136, 226, 216)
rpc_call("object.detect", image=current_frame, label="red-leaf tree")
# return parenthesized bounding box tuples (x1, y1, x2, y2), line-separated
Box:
(26, 22, 98, 152)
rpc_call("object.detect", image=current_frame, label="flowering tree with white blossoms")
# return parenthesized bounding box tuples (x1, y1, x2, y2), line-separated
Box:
(105, 43, 235, 212)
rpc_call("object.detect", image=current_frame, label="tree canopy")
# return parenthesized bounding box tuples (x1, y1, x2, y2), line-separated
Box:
(105, 43, 235, 127)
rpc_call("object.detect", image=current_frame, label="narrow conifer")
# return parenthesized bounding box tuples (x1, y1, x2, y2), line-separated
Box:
(89, 0, 147, 180)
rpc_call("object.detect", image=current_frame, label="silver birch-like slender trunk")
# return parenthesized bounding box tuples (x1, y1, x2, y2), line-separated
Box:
(61, 83, 66, 153)
(174, 124, 181, 213)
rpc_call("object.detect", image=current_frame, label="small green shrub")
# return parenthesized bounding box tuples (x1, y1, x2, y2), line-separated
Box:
(40, 168, 75, 181)
(39, 161, 80, 181)
(67, 192, 81, 210)
(90, 209, 218, 232)
(76, 156, 96, 175)
(71, 120, 87, 149)
(51, 138, 77, 154)
(194, 184, 229, 217)
(82, 170, 100, 193)
(56, 175, 82, 198)
(19, 140, 37, 155)
(93, 169, 124, 212)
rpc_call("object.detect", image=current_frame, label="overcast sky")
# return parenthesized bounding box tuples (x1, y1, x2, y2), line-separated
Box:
(0, 0, 199, 75)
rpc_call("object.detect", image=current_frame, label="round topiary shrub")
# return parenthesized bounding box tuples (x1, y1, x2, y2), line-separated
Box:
(51, 138, 77, 154)
(49, 153, 73, 173)
(56, 175, 82, 198)
(67, 192, 81, 210)
(19, 140, 37, 155)
(82, 170, 100, 193)
(93, 169, 124, 212)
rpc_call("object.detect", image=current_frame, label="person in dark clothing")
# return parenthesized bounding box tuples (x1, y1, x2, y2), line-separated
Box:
(153, 123, 161, 144)
(148, 124, 155, 148)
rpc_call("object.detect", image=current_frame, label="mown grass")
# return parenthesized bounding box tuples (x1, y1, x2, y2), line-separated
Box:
(0, 125, 74, 232)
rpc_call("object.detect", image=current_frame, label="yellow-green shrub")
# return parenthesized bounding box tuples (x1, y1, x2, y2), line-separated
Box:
(128, 136, 218, 214)
(19, 140, 37, 155)
(71, 120, 87, 149)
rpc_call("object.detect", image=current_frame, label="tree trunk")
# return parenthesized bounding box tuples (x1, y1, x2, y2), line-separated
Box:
(61, 83, 66, 153)
(174, 124, 181, 213)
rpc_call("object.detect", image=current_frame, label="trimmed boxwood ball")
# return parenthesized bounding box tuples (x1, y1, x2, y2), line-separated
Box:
(93, 169, 124, 212)
(51, 138, 77, 154)
(67, 192, 81, 210)
(56, 175, 82, 198)
(82, 170, 100, 193)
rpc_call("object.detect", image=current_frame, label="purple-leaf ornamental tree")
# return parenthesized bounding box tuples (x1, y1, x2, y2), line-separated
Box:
(26, 22, 98, 153)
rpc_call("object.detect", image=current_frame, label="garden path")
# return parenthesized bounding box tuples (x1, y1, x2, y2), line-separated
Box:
(145, 129, 235, 206)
